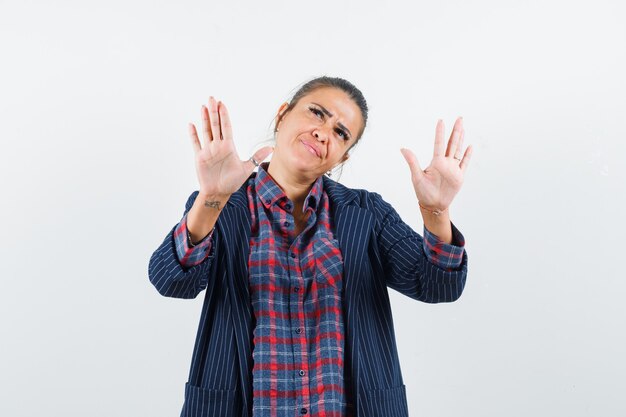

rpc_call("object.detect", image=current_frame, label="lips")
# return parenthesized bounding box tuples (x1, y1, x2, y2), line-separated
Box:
(300, 140, 321, 158)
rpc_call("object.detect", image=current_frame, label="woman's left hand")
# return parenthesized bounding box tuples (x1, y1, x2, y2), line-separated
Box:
(400, 117, 473, 212)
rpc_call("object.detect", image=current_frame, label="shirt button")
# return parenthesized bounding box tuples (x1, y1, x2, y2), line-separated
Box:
(284, 221, 290, 227)
(300, 408, 308, 415)
(299, 370, 305, 376)
(265, 199, 271, 205)
(295, 328, 302, 334)
(285, 203, 291, 210)
(294, 287, 299, 292)
(290, 253, 296, 258)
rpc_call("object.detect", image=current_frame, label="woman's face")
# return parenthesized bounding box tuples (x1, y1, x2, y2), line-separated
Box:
(273, 87, 363, 179)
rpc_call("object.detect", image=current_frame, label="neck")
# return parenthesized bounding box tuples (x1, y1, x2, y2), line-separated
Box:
(265, 159, 316, 208)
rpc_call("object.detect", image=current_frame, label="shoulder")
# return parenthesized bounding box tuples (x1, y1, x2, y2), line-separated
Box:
(323, 177, 397, 222)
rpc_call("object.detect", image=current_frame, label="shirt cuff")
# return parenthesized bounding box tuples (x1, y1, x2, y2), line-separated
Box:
(423, 221, 466, 271)
(173, 213, 215, 268)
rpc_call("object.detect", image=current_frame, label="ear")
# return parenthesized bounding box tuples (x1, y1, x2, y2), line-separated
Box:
(276, 102, 289, 124)
(340, 152, 350, 164)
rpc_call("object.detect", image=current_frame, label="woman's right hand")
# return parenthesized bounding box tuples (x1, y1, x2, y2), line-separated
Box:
(189, 96, 274, 199)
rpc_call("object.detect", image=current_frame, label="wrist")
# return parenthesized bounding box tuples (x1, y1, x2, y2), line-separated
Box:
(197, 192, 231, 210)
(421, 212, 453, 244)
(418, 201, 448, 216)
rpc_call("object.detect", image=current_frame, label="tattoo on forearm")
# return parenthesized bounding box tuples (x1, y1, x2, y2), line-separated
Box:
(204, 200, 221, 210)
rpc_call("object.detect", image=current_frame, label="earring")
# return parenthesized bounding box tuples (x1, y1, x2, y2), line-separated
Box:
(326, 170, 332, 177)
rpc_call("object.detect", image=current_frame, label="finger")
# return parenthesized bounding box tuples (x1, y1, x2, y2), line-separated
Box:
(208, 96, 222, 141)
(244, 146, 274, 173)
(433, 119, 445, 158)
(188, 123, 201, 154)
(218, 101, 233, 141)
(201, 104, 212, 145)
(445, 116, 463, 158)
(400, 148, 424, 183)
(459, 144, 473, 173)
(454, 128, 465, 160)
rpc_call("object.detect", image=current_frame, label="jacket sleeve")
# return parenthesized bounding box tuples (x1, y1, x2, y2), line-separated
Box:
(372, 192, 468, 303)
(148, 191, 217, 299)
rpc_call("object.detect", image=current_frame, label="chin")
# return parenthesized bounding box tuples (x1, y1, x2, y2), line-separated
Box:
(284, 155, 322, 176)
(273, 141, 323, 175)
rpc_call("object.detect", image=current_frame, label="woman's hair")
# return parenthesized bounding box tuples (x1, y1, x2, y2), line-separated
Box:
(274, 76, 369, 144)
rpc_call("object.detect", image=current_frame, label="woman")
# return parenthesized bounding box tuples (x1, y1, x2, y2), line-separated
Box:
(148, 76, 472, 417)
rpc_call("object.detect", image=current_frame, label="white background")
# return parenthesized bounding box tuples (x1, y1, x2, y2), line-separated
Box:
(1, 0, 624, 416)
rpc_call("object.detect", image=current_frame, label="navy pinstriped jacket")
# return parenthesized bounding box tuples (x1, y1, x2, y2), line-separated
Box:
(148, 174, 468, 417)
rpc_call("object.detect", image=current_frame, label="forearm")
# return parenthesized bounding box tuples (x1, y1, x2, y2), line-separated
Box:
(419, 207, 453, 244)
(186, 192, 230, 244)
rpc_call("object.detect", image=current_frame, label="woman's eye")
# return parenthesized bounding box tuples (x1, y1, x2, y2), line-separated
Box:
(309, 107, 323, 118)
(336, 129, 348, 140)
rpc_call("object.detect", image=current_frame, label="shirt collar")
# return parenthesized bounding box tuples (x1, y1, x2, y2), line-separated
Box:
(255, 162, 323, 213)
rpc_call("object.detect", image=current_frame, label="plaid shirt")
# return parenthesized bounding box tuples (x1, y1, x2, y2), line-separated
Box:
(173, 163, 465, 417)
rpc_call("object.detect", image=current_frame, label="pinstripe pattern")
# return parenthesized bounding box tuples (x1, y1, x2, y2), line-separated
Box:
(148, 173, 468, 417)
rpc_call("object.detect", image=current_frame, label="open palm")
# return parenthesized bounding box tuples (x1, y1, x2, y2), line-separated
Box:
(189, 96, 273, 197)
(400, 117, 473, 211)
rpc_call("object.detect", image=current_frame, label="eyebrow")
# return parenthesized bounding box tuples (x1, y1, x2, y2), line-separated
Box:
(311, 102, 353, 139)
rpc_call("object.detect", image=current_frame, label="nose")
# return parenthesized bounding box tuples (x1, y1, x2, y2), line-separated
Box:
(313, 125, 332, 142)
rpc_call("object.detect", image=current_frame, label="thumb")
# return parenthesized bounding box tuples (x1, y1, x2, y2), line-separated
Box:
(400, 148, 424, 182)
(244, 146, 274, 173)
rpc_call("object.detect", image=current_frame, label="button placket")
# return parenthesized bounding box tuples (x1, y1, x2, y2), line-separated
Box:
(288, 246, 310, 413)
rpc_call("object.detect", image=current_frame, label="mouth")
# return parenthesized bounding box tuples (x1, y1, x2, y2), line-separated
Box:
(300, 140, 321, 158)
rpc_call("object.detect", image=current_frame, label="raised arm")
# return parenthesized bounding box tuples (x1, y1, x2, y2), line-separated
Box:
(376, 117, 473, 302)
(148, 96, 273, 298)
(373, 193, 468, 303)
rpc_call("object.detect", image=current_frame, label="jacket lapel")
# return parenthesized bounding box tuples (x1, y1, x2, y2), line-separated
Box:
(219, 190, 254, 416)
(325, 178, 375, 415)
